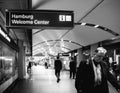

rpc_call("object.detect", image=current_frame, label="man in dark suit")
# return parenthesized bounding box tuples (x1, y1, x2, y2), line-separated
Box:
(54, 56, 62, 83)
(75, 47, 120, 93)
(69, 57, 76, 79)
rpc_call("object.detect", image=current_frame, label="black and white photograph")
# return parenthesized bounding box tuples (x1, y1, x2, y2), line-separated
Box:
(0, 0, 120, 93)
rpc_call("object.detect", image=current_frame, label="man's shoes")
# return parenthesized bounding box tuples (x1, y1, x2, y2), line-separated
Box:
(57, 79, 59, 83)
(73, 77, 75, 79)
(57, 78, 60, 83)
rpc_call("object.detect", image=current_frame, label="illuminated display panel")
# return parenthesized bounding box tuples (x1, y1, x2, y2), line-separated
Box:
(6, 10, 74, 29)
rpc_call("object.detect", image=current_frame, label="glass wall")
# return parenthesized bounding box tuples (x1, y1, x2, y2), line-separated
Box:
(0, 40, 18, 85)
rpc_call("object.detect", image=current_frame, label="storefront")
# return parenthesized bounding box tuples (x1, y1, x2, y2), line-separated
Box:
(102, 40, 120, 80)
(103, 41, 120, 64)
(0, 10, 19, 93)
(0, 38, 18, 85)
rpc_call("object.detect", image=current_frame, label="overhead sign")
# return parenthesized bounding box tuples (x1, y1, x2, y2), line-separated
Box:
(6, 10, 74, 29)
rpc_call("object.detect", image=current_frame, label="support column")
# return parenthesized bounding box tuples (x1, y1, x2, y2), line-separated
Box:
(114, 49, 116, 62)
(18, 40, 26, 79)
(77, 48, 83, 67)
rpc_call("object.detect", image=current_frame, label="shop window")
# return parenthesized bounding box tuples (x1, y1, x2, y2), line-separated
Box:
(0, 40, 18, 85)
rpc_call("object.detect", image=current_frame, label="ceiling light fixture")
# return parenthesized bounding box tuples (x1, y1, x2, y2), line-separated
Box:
(94, 25, 99, 28)
(81, 23, 86, 26)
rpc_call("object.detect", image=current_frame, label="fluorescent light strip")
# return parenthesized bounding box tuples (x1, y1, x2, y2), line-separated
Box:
(94, 25, 99, 28)
(81, 23, 86, 26)
(0, 27, 11, 42)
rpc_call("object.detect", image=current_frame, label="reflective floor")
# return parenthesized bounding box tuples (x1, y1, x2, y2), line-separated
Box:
(7, 65, 76, 93)
(4, 65, 119, 93)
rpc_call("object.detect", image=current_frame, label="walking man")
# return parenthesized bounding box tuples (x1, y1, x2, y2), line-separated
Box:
(54, 55, 62, 83)
(69, 57, 76, 79)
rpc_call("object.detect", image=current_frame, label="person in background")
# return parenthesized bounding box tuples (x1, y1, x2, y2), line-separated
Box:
(54, 55, 62, 83)
(69, 57, 76, 79)
(75, 47, 120, 93)
(27, 60, 32, 73)
(44, 62, 48, 69)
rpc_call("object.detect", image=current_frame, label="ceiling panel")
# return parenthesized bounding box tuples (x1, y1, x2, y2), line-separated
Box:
(33, 29, 68, 46)
(33, 0, 101, 22)
(0, 0, 28, 10)
(32, 0, 120, 56)
(1, 0, 119, 56)
(82, 0, 120, 35)
(62, 25, 115, 46)
(55, 41, 82, 50)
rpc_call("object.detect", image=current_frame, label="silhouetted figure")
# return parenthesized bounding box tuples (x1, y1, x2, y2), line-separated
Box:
(75, 47, 120, 93)
(54, 56, 62, 83)
(27, 61, 32, 73)
(44, 62, 48, 69)
(69, 57, 76, 79)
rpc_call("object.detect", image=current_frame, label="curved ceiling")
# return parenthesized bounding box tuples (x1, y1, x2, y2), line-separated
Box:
(32, 0, 120, 56)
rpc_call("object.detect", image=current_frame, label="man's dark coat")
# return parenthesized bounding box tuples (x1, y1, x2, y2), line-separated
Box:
(75, 60, 120, 93)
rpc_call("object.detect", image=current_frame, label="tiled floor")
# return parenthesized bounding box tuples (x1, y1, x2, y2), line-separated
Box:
(4, 65, 119, 93)
(6, 65, 77, 93)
